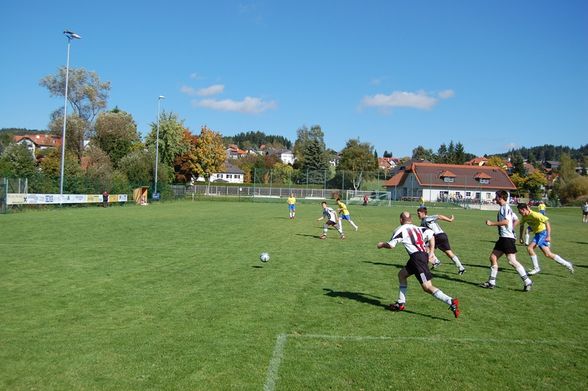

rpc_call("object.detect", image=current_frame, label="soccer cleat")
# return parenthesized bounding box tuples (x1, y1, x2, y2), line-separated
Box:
(524, 282, 533, 292)
(449, 298, 460, 318)
(432, 260, 442, 269)
(458, 268, 466, 275)
(388, 302, 405, 312)
(480, 281, 495, 289)
(340, 234, 346, 240)
(320, 234, 327, 240)
(355, 226, 359, 231)
(527, 268, 541, 275)
(567, 264, 575, 274)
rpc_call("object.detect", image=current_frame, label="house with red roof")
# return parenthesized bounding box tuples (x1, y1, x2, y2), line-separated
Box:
(13, 134, 61, 156)
(383, 162, 516, 203)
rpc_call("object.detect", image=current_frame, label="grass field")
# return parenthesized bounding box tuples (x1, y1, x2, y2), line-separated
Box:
(1, 200, 587, 390)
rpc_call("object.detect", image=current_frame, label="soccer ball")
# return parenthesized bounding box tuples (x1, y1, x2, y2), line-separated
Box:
(260, 252, 270, 262)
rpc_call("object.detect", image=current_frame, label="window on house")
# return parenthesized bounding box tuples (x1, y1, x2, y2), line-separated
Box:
(480, 179, 490, 184)
(443, 177, 455, 183)
(465, 192, 471, 197)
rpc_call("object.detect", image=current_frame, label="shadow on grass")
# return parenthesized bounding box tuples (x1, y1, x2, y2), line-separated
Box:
(362, 261, 403, 269)
(323, 288, 450, 321)
(296, 233, 324, 240)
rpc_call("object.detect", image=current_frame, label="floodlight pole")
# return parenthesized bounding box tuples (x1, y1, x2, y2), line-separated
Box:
(59, 30, 81, 199)
(154, 95, 165, 198)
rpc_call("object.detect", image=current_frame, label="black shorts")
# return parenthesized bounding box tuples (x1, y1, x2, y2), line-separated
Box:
(405, 251, 432, 284)
(326, 220, 337, 226)
(434, 233, 451, 252)
(493, 237, 517, 255)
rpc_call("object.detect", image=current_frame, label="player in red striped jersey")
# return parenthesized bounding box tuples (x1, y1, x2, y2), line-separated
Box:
(377, 211, 460, 318)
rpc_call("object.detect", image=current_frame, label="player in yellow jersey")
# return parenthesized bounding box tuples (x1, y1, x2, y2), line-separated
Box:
(517, 203, 574, 275)
(336, 197, 358, 231)
(287, 193, 296, 219)
(538, 201, 546, 215)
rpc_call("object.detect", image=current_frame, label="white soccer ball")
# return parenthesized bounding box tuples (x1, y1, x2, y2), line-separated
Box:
(260, 252, 270, 262)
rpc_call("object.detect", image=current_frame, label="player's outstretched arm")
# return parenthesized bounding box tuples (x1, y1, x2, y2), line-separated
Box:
(438, 214, 455, 222)
(377, 242, 392, 249)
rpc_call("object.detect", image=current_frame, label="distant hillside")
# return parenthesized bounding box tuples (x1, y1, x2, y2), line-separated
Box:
(497, 144, 587, 162)
(0, 128, 47, 135)
(223, 131, 292, 150)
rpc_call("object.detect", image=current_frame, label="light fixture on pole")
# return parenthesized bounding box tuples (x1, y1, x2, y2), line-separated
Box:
(154, 95, 165, 199)
(59, 30, 81, 198)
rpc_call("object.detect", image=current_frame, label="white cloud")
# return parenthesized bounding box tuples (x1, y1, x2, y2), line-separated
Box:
(361, 90, 438, 110)
(180, 85, 197, 96)
(196, 84, 225, 97)
(181, 84, 225, 97)
(194, 96, 277, 114)
(361, 89, 455, 111)
(438, 89, 455, 99)
(189, 73, 203, 80)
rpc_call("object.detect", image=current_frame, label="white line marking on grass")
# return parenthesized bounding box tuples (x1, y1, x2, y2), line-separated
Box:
(264, 332, 585, 390)
(263, 333, 288, 391)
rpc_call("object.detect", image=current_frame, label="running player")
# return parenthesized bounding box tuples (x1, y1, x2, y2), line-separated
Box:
(517, 203, 574, 275)
(377, 211, 459, 318)
(481, 191, 533, 291)
(416, 207, 466, 275)
(317, 201, 345, 239)
(336, 197, 358, 231)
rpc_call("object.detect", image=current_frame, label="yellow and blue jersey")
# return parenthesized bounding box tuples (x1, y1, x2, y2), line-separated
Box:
(521, 210, 549, 234)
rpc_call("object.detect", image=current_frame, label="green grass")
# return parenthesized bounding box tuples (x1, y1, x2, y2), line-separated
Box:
(1, 201, 587, 390)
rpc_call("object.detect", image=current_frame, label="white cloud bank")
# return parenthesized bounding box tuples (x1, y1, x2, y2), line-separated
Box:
(180, 84, 225, 97)
(361, 89, 455, 110)
(194, 96, 277, 114)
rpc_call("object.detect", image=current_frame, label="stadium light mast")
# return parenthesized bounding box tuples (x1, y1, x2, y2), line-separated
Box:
(59, 30, 81, 198)
(154, 95, 165, 199)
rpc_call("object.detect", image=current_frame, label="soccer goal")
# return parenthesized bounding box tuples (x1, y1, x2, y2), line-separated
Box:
(344, 190, 391, 206)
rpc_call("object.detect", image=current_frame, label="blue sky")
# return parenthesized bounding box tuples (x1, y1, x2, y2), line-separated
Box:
(1, 0, 586, 157)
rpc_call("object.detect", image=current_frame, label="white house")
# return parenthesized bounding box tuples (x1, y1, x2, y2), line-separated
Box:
(275, 149, 295, 165)
(194, 161, 244, 184)
(384, 162, 517, 202)
(14, 134, 61, 156)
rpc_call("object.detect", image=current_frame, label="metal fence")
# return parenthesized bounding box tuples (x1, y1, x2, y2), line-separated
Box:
(0, 178, 6, 214)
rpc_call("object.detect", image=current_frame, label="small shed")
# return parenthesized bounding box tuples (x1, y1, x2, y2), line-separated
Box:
(133, 187, 149, 205)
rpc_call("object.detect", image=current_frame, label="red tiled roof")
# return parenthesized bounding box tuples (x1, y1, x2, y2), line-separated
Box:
(439, 170, 456, 177)
(474, 172, 492, 179)
(14, 134, 61, 147)
(385, 162, 516, 190)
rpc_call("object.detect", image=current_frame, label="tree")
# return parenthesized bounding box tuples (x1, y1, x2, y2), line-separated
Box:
(118, 148, 164, 188)
(173, 131, 199, 184)
(559, 176, 588, 203)
(193, 126, 226, 192)
(558, 153, 579, 185)
(40, 67, 110, 124)
(0, 143, 37, 178)
(411, 145, 434, 161)
(524, 171, 548, 199)
(145, 111, 190, 170)
(94, 109, 141, 167)
(48, 112, 87, 162)
(83, 145, 114, 193)
(453, 142, 467, 164)
(510, 152, 526, 176)
(293, 125, 329, 171)
(337, 139, 378, 190)
(486, 156, 508, 169)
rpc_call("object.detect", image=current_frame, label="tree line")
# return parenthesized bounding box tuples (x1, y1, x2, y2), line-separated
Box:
(0, 66, 587, 203)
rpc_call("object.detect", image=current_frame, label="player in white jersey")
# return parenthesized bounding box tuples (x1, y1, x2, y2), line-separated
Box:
(481, 190, 533, 291)
(317, 201, 345, 239)
(377, 211, 460, 318)
(417, 207, 466, 275)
